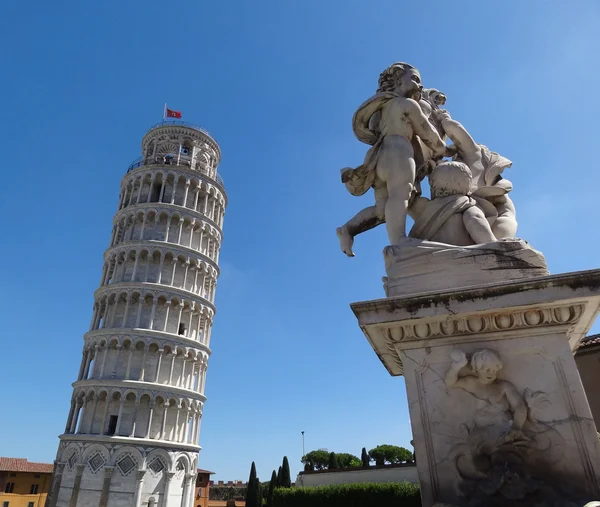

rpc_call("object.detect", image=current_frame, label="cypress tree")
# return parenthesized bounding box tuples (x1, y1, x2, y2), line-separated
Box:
(281, 456, 292, 488)
(246, 462, 259, 507)
(277, 465, 283, 487)
(361, 447, 370, 467)
(255, 481, 262, 507)
(267, 470, 277, 507)
(328, 452, 338, 470)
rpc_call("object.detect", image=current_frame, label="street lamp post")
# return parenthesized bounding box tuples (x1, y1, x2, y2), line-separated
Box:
(301, 431, 305, 457)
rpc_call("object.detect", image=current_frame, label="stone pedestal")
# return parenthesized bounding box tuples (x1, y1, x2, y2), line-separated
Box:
(352, 269, 600, 506)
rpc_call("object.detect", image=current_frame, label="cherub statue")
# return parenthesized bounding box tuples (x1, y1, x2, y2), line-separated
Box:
(336, 66, 446, 256)
(444, 348, 571, 503)
(445, 348, 528, 441)
(408, 161, 497, 245)
(433, 109, 517, 239)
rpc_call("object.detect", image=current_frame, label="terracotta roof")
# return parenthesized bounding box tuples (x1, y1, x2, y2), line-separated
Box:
(0, 458, 54, 473)
(197, 468, 215, 474)
(580, 334, 600, 349)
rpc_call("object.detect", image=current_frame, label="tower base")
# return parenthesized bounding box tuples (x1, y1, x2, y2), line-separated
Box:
(351, 269, 600, 506)
(46, 438, 198, 507)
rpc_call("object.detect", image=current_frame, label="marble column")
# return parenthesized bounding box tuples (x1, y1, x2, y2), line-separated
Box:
(130, 401, 140, 437)
(114, 398, 125, 436)
(163, 472, 175, 506)
(125, 346, 134, 380)
(98, 345, 109, 379)
(149, 298, 158, 329)
(155, 349, 164, 383)
(87, 395, 99, 434)
(100, 397, 110, 435)
(133, 469, 146, 507)
(77, 351, 87, 381)
(48, 462, 65, 507)
(159, 402, 170, 440)
(168, 353, 177, 384)
(98, 467, 115, 507)
(181, 473, 194, 507)
(68, 464, 85, 507)
(145, 402, 155, 439)
(64, 401, 76, 434)
(69, 400, 82, 434)
(83, 350, 93, 380)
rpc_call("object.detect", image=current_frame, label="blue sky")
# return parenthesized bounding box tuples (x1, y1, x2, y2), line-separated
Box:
(0, 0, 599, 483)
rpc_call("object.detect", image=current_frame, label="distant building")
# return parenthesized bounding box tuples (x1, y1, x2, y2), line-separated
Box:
(575, 334, 600, 429)
(208, 481, 245, 488)
(0, 458, 53, 507)
(202, 479, 246, 507)
(193, 469, 214, 507)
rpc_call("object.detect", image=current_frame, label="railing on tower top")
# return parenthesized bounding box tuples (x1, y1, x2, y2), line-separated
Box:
(145, 120, 217, 143)
(127, 156, 225, 188)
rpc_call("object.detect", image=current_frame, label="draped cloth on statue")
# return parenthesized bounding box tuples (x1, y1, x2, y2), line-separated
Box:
(409, 195, 476, 241)
(342, 92, 399, 197)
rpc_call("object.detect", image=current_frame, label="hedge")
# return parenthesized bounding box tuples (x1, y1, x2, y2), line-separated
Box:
(272, 482, 421, 507)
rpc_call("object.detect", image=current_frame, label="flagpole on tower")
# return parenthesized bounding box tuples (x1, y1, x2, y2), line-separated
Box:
(162, 103, 167, 124)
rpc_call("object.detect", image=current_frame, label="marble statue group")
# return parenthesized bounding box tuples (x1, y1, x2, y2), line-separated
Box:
(337, 62, 517, 257)
(344, 62, 600, 507)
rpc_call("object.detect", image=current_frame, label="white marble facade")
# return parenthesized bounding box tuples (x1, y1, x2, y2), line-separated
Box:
(46, 122, 226, 507)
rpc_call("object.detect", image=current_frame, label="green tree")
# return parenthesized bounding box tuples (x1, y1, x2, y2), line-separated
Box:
(256, 482, 262, 507)
(281, 456, 292, 488)
(301, 450, 330, 470)
(369, 446, 386, 466)
(361, 447, 370, 468)
(277, 465, 283, 486)
(335, 453, 360, 468)
(267, 470, 277, 507)
(368, 445, 414, 465)
(328, 452, 338, 470)
(245, 462, 260, 507)
(396, 447, 414, 463)
(349, 457, 362, 468)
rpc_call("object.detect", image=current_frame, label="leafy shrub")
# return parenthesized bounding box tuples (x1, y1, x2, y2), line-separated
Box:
(272, 482, 421, 507)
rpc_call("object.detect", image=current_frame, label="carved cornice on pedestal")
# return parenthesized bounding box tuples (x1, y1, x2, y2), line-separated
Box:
(353, 270, 600, 377)
(371, 302, 584, 376)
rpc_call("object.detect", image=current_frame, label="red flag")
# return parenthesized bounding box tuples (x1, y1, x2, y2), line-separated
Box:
(166, 108, 182, 119)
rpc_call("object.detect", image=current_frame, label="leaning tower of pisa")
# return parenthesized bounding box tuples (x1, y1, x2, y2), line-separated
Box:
(46, 121, 226, 507)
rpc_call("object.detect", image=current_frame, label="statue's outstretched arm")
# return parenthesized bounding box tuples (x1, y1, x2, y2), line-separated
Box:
(406, 99, 446, 157)
(440, 117, 478, 158)
(445, 350, 469, 388)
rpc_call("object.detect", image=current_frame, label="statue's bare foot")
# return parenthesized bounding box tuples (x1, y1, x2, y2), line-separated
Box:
(336, 226, 355, 257)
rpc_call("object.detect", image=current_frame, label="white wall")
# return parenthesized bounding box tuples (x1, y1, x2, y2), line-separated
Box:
(295, 466, 418, 488)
